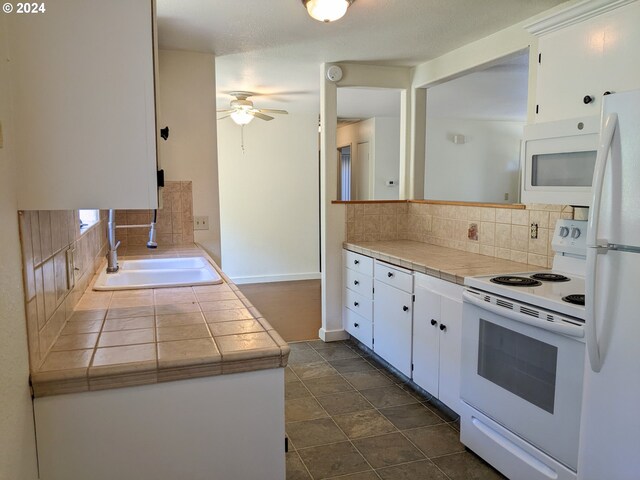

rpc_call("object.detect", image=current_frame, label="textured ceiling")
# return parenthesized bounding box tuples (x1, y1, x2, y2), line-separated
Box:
(157, 0, 568, 114)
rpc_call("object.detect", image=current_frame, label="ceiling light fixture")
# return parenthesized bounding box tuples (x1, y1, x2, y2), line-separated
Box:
(230, 108, 254, 126)
(302, 0, 354, 23)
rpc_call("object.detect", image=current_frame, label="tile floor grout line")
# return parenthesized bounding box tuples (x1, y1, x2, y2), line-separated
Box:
(294, 341, 419, 479)
(298, 386, 383, 480)
(285, 365, 322, 480)
(341, 345, 454, 480)
(289, 339, 478, 480)
(345, 341, 457, 480)
(288, 346, 384, 480)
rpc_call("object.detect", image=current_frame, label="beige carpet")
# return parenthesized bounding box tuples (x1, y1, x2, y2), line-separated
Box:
(238, 280, 321, 342)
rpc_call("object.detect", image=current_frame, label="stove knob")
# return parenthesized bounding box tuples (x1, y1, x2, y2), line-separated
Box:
(560, 227, 570, 238)
(571, 228, 581, 239)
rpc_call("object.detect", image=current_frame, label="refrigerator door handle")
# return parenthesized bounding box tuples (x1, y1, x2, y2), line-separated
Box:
(586, 248, 605, 372)
(587, 113, 617, 249)
(585, 112, 617, 373)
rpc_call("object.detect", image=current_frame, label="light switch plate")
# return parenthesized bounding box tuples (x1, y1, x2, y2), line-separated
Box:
(194, 216, 209, 230)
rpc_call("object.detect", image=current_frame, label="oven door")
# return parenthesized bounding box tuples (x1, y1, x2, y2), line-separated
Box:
(461, 291, 585, 471)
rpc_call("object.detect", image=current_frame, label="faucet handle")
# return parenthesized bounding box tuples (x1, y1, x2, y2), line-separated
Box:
(115, 240, 121, 250)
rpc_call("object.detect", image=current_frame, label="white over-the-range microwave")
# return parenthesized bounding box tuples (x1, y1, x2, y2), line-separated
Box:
(520, 116, 600, 207)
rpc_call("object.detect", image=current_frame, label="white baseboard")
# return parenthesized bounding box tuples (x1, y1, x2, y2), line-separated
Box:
(230, 272, 321, 285)
(318, 328, 349, 342)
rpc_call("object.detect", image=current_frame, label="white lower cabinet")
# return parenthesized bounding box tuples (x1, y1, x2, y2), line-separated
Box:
(412, 272, 463, 413)
(341, 251, 464, 413)
(343, 250, 374, 348)
(373, 261, 413, 377)
(34, 369, 285, 480)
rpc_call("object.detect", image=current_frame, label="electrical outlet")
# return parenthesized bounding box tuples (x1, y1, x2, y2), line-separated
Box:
(194, 216, 209, 231)
(530, 223, 539, 239)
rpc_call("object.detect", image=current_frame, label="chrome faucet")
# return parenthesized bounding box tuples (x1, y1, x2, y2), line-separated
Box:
(106, 209, 158, 273)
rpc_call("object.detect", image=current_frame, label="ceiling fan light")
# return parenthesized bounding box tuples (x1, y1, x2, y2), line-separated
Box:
(304, 0, 351, 23)
(230, 109, 254, 125)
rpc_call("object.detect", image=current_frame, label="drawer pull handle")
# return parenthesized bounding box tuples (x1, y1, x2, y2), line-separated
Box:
(387, 272, 394, 278)
(353, 322, 359, 328)
(440, 324, 447, 332)
(431, 319, 437, 326)
(403, 306, 409, 312)
(354, 260, 360, 265)
(354, 280, 359, 286)
(354, 301, 359, 307)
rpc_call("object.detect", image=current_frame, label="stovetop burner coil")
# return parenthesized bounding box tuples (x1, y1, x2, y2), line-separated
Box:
(490, 276, 543, 287)
(562, 294, 585, 306)
(530, 273, 571, 282)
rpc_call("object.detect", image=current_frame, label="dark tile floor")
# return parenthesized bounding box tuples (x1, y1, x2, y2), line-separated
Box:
(285, 340, 505, 480)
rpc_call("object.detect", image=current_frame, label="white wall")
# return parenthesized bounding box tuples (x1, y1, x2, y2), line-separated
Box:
(158, 50, 222, 263)
(373, 117, 401, 199)
(321, 63, 411, 341)
(336, 117, 400, 200)
(0, 15, 39, 480)
(217, 114, 320, 283)
(425, 119, 524, 203)
(337, 119, 374, 200)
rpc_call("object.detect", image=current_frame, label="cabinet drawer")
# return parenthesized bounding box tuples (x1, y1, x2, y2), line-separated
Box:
(374, 260, 413, 293)
(344, 250, 374, 276)
(344, 288, 373, 321)
(344, 267, 373, 299)
(344, 308, 373, 349)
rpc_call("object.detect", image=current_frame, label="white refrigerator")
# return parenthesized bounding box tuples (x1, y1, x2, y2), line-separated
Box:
(580, 89, 640, 480)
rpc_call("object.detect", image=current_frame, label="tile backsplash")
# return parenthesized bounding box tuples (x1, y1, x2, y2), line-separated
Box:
(18, 211, 108, 370)
(345, 202, 575, 268)
(115, 181, 194, 248)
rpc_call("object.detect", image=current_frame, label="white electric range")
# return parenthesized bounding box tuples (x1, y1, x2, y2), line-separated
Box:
(459, 219, 588, 480)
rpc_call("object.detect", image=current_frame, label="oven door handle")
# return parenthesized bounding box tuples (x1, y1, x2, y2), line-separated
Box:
(462, 291, 584, 338)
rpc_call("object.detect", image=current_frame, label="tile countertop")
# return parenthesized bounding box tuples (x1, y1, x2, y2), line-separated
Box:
(31, 244, 290, 397)
(344, 240, 546, 285)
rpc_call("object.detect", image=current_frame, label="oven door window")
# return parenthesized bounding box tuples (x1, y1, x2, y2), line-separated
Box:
(478, 319, 558, 414)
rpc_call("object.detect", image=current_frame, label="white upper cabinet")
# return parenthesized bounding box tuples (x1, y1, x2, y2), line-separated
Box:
(8, 0, 159, 210)
(532, 0, 640, 123)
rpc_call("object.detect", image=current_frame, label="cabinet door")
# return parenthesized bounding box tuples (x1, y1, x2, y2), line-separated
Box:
(437, 295, 463, 414)
(535, 2, 640, 123)
(536, 26, 604, 123)
(9, 0, 158, 210)
(411, 285, 440, 396)
(373, 281, 413, 377)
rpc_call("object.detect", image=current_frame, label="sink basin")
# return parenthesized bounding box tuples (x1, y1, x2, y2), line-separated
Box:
(93, 256, 223, 291)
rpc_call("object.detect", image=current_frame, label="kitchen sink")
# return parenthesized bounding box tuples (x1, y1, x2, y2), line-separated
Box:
(93, 256, 223, 291)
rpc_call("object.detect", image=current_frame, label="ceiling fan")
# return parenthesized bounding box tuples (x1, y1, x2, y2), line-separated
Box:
(217, 91, 288, 125)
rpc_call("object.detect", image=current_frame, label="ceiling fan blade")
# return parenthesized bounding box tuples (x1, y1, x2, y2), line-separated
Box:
(252, 111, 274, 121)
(217, 114, 231, 120)
(217, 109, 235, 114)
(258, 109, 288, 115)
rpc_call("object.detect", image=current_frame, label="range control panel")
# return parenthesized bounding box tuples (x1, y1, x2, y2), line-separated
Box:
(551, 219, 588, 256)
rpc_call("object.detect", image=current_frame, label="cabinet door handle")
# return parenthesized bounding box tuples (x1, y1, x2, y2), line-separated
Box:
(353, 322, 359, 328)
(354, 259, 360, 265)
(387, 272, 394, 278)
(431, 319, 438, 326)
(353, 301, 359, 307)
(440, 324, 447, 332)
(354, 280, 359, 286)
(403, 306, 409, 312)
